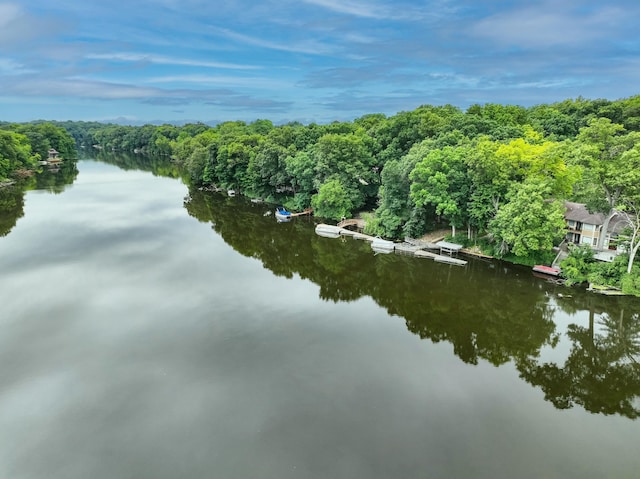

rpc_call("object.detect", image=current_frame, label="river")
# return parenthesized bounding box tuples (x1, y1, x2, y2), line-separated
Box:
(1, 154, 639, 479)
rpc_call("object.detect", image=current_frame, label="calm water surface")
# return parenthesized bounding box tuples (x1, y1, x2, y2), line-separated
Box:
(1, 157, 639, 479)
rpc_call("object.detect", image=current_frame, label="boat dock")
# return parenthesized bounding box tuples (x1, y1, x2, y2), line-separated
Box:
(315, 224, 467, 266)
(290, 208, 313, 217)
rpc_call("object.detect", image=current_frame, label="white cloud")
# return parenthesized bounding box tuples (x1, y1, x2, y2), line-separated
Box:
(0, 58, 33, 75)
(85, 53, 259, 70)
(0, 3, 48, 47)
(302, 0, 387, 19)
(5, 77, 161, 99)
(301, 0, 455, 22)
(213, 28, 334, 55)
(0, 3, 21, 27)
(144, 74, 292, 89)
(471, 4, 628, 48)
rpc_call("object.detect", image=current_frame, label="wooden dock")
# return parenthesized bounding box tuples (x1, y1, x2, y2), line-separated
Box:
(414, 250, 467, 266)
(314, 224, 467, 265)
(290, 208, 313, 217)
(337, 218, 366, 229)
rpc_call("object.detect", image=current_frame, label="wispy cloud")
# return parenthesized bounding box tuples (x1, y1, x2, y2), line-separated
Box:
(1, 0, 638, 123)
(301, 0, 388, 19)
(301, 0, 456, 22)
(471, 3, 629, 49)
(0, 75, 292, 111)
(0, 3, 48, 47)
(0, 58, 33, 75)
(0, 3, 21, 28)
(213, 27, 334, 56)
(86, 53, 259, 70)
(145, 74, 293, 89)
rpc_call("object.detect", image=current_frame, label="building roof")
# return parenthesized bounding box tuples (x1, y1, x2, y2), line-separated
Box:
(436, 241, 463, 251)
(564, 201, 628, 234)
(564, 201, 606, 225)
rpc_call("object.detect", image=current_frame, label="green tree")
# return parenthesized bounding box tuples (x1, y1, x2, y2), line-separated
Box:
(284, 150, 316, 209)
(371, 139, 437, 238)
(312, 132, 376, 212)
(409, 145, 470, 237)
(0, 130, 36, 180)
(490, 178, 566, 258)
(572, 118, 640, 249)
(311, 177, 354, 221)
(560, 244, 595, 285)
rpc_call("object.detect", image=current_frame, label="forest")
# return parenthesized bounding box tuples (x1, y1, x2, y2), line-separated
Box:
(2, 95, 640, 294)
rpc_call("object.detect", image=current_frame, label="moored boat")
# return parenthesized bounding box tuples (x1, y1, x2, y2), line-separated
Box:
(371, 237, 395, 253)
(532, 265, 561, 276)
(315, 224, 342, 238)
(275, 206, 292, 222)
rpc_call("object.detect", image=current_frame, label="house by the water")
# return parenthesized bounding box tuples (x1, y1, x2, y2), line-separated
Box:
(47, 149, 62, 164)
(564, 201, 626, 262)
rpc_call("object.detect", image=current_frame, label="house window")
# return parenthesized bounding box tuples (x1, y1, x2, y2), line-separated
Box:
(583, 223, 594, 232)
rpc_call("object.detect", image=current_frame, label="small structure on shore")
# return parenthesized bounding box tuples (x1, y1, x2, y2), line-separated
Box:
(47, 149, 62, 164)
(435, 240, 463, 256)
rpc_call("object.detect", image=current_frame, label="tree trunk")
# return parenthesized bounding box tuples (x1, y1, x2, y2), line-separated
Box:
(451, 224, 456, 237)
(597, 210, 617, 250)
(627, 238, 640, 274)
(620, 207, 639, 274)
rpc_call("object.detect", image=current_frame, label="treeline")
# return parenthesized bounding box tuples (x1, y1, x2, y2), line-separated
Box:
(71, 95, 640, 292)
(7, 96, 640, 265)
(0, 122, 76, 181)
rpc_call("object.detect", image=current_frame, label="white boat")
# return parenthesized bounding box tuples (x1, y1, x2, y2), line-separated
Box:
(227, 189, 236, 197)
(315, 224, 342, 238)
(371, 237, 394, 253)
(275, 206, 292, 222)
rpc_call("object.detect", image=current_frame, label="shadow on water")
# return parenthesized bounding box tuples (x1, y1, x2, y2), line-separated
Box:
(185, 187, 640, 419)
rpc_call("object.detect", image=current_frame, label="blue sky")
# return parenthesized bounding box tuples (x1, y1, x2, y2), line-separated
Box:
(1, 0, 639, 124)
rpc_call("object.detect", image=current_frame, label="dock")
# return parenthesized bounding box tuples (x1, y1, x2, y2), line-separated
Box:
(415, 250, 468, 265)
(314, 224, 467, 266)
(290, 208, 313, 217)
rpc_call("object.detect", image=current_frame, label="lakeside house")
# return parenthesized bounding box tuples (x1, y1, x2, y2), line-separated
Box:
(564, 201, 626, 262)
(47, 148, 62, 164)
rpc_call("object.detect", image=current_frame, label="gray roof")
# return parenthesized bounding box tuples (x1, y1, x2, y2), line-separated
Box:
(564, 201, 606, 225)
(436, 241, 463, 251)
(564, 201, 627, 234)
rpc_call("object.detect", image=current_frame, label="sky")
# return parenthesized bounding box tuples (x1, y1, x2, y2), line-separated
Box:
(0, 0, 639, 125)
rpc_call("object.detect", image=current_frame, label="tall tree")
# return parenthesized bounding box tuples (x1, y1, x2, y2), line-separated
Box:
(409, 145, 470, 237)
(572, 118, 640, 249)
(490, 178, 566, 258)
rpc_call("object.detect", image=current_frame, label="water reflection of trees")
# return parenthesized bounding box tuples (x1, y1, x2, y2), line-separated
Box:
(185, 189, 557, 365)
(518, 301, 640, 419)
(185, 189, 640, 418)
(90, 150, 184, 180)
(0, 185, 25, 237)
(0, 160, 79, 236)
(34, 160, 79, 194)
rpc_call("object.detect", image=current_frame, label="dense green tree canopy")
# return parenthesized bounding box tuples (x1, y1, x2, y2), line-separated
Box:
(4, 95, 640, 281)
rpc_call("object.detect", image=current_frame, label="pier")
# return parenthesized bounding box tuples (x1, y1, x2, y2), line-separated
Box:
(289, 207, 314, 217)
(314, 224, 467, 266)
